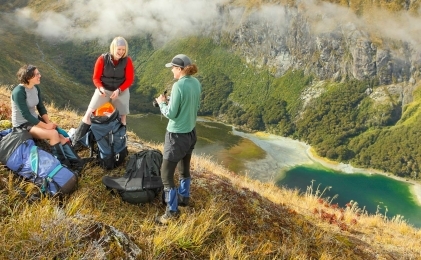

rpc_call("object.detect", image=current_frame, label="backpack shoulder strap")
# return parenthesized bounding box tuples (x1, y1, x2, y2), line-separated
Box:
(30, 145, 39, 175)
(144, 151, 154, 177)
(123, 153, 138, 178)
(124, 150, 147, 179)
(151, 150, 163, 176)
(47, 164, 63, 182)
(40, 164, 63, 194)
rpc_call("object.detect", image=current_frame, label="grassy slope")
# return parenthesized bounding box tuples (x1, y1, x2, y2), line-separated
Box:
(1, 86, 421, 259)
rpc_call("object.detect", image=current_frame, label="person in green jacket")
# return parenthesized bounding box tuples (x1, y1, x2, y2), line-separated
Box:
(155, 54, 202, 224)
(11, 64, 84, 174)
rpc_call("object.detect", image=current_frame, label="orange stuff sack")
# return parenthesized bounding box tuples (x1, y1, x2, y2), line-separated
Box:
(95, 102, 115, 116)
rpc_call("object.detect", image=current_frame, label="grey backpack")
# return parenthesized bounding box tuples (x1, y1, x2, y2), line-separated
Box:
(102, 149, 163, 204)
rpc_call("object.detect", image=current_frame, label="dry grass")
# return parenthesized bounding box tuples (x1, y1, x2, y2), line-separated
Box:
(1, 85, 421, 259)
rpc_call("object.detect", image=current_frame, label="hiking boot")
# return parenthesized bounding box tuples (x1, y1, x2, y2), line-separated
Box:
(70, 159, 85, 174)
(62, 143, 85, 175)
(155, 210, 180, 225)
(177, 193, 190, 207)
(51, 143, 71, 168)
(72, 142, 86, 152)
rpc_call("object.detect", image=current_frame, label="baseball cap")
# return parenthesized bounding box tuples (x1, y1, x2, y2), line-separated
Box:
(165, 54, 192, 68)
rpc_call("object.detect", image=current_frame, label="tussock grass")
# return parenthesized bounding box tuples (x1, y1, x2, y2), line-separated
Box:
(1, 85, 421, 259)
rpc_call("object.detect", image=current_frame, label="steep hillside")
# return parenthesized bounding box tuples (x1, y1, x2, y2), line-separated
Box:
(0, 13, 93, 110)
(1, 86, 421, 259)
(132, 36, 421, 178)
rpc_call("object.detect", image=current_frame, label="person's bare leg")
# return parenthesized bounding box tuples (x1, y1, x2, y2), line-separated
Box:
(59, 134, 69, 145)
(120, 114, 127, 125)
(82, 108, 96, 125)
(29, 127, 60, 145)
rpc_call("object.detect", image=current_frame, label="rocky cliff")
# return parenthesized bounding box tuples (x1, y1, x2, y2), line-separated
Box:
(216, 3, 421, 107)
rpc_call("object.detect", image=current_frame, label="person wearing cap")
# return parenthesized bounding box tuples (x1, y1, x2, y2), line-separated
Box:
(71, 36, 134, 147)
(155, 54, 202, 224)
(11, 64, 84, 174)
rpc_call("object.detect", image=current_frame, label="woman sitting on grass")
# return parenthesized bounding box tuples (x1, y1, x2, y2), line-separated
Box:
(11, 64, 84, 174)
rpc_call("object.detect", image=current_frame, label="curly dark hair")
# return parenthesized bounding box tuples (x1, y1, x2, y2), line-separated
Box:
(16, 64, 37, 84)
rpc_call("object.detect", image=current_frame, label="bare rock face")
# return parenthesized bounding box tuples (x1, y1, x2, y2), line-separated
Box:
(352, 39, 377, 80)
(80, 222, 141, 260)
(222, 5, 419, 104)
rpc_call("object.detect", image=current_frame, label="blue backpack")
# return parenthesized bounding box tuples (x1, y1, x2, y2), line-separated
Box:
(0, 128, 78, 196)
(79, 109, 128, 169)
(0, 128, 12, 141)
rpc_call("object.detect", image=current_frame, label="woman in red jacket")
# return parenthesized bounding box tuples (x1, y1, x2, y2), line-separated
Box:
(72, 36, 134, 145)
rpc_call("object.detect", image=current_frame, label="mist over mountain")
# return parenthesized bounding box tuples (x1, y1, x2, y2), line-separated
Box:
(9, 0, 421, 48)
(9, 0, 421, 92)
(11, 0, 225, 44)
(4, 0, 421, 84)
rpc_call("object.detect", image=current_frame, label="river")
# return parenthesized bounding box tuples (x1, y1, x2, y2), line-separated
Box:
(127, 114, 421, 228)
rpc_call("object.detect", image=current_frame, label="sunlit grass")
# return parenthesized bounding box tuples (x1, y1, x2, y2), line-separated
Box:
(1, 85, 421, 259)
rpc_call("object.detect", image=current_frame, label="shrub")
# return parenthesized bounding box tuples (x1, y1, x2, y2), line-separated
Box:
(0, 101, 11, 120)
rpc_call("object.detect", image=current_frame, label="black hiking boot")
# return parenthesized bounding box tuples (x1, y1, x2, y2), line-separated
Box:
(62, 143, 86, 175)
(51, 143, 72, 168)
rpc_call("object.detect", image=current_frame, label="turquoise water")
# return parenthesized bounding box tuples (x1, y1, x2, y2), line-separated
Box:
(278, 165, 421, 228)
(127, 114, 252, 172)
(127, 114, 242, 152)
(128, 114, 421, 228)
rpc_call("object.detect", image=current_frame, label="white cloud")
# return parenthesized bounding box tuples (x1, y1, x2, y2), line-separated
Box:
(12, 0, 421, 50)
(15, 0, 228, 43)
(36, 11, 72, 39)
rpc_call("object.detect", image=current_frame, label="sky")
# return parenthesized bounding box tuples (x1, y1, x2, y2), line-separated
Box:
(10, 0, 421, 49)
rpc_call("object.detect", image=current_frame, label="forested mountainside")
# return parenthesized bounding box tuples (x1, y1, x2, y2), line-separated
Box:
(1, 0, 421, 178)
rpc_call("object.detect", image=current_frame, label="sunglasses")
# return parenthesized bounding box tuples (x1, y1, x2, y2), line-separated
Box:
(26, 65, 35, 72)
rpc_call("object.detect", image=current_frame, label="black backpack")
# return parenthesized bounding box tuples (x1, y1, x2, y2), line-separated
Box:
(102, 149, 164, 204)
